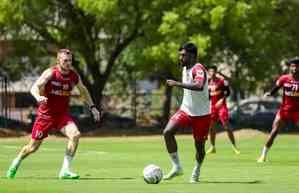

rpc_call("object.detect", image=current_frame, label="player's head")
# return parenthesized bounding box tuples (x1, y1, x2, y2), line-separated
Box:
(287, 58, 299, 75)
(178, 42, 197, 66)
(57, 49, 72, 74)
(208, 65, 217, 78)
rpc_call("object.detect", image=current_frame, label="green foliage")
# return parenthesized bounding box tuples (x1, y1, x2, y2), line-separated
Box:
(132, 0, 299, 96)
(1, 0, 299, 100)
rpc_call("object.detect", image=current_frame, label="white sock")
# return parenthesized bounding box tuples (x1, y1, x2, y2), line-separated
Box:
(192, 161, 201, 176)
(169, 152, 181, 169)
(261, 146, 268, 157)
(11, 156, 22, 169)
(61, 155, 73, 171)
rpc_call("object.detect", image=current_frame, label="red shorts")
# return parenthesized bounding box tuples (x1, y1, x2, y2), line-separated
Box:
(170, 110, 211, 141)
(276, 109, 299, 124)
(31, 114, 74, 140)
(210, 105, 229, 126)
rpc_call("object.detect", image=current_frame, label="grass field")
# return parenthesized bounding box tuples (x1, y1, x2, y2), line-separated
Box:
(1, 130, 299, 193)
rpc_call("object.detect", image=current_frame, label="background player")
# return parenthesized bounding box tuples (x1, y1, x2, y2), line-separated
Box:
(257, 58, 299, 162)
(6, 49, 101, 179)
(162, 42, 211, 183)
(206, 66, 240, 154)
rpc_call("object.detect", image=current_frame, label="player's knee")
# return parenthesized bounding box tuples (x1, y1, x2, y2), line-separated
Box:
(163, 128, 174, 137)
(71, 131, 81, 140)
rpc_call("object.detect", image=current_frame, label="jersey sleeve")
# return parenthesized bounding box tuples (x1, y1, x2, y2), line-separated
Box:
(276, 75, 287, 87)
(192, 65, 206, 83)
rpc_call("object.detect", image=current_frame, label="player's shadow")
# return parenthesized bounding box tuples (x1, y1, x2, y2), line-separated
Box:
(166, 180, 262, 185)
(3, 177, 135, 181)
(80, 177, 135, 181)
(199, 180, 262, 184)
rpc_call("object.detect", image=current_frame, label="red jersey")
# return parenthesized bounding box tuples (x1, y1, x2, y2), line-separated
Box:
(38, 67, 79, 118)
(208, 77, 228, 106)
(276, 74, 299, 112)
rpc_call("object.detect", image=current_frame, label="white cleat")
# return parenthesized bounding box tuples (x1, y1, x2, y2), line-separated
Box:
(190, 169, 200, 183)
(257, 155, 266, 163)
(190, 174, 199, 183)
(232, 147, 241, 155)
(163, 167, 183, 180)
(206, 147, 216, 154)
(59, 170, 80, 179)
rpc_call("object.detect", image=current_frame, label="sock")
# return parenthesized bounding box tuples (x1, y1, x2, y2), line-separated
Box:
(261, 146, 268, 157)
(169, 152, 181, 169)
(61, 155, 73, 171)
(11, 156, 22, 169)
(191, 161, 201, 177)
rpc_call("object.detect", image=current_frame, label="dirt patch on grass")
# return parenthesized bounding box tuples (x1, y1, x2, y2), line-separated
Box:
(216, 129, 266, 139)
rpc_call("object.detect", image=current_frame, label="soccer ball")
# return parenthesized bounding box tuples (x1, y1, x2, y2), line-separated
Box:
(143, 164, 163, 184)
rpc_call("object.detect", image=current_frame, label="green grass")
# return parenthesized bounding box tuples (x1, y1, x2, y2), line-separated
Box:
(0, 133, 299, 193)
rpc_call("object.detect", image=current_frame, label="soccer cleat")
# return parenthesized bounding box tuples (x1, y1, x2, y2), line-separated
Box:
(190, 175, 199, 183)
(190, 171, 200, 183)
(163, 167, 183, 180)
(232, 147, 240, 155)
(6, 166, 17, 179)
(59, 170, 80, 179)
(206, 147, 216, 154)
(257, 155, 267, 163)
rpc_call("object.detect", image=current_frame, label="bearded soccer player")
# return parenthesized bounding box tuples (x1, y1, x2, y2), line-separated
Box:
(6, 49, 101, 179)
(206, 66, 240, 154)
(258, 58, 299, 162)
(162, 43, 211, 183)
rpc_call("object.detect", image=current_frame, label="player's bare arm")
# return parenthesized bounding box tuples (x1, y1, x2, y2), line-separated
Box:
(166, 79, 205, 91)
(224, 85, 230, 97)
(264, 85, 281, 97)
(166, 71, 206, 91)
(216, 85, 230, 108)
(30, 68, 53, 103)
(76, 78, 101, 122)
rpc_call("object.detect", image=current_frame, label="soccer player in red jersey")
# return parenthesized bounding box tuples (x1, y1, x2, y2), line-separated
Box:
(258, 58, 299, 162)
(206, 66, 240, 154)
(162, 43, 211, 183)
(6, 49, 101, 179)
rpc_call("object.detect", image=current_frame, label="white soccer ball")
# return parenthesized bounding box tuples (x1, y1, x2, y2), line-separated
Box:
(143, 164, 163, 184)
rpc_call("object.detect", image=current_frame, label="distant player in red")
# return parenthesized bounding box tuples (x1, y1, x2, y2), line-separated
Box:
(6, 49, 101, 179)
(258, 58, 299, 162)
(207, 66, 240, 154)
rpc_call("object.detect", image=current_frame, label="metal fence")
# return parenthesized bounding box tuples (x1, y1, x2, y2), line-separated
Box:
(0, 82, 175, 130)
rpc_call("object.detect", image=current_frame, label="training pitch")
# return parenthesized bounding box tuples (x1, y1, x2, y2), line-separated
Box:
(0, 130, 299, 193)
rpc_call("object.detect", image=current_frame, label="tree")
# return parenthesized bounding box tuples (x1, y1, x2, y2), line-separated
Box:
(0, 0, 182, 106)
(139, 0, 299, 97)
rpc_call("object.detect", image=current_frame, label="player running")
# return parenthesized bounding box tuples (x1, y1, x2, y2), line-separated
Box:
(257, 58, 299, 162)
(6, 49, 101, 179)
(206, 66, 240, 154)
(162, 42, 211, 183)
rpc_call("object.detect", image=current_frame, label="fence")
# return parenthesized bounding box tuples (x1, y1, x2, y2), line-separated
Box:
(0, 78, 177, 130)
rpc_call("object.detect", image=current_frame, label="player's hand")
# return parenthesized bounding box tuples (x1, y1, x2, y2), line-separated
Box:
(166, 80, 178, 87)
(263, 92, 271, 98)
(36, 96, 48, 104)
(91, 107, 101, 122)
